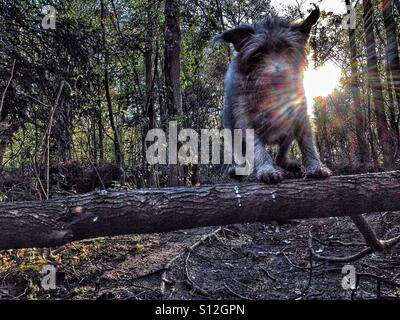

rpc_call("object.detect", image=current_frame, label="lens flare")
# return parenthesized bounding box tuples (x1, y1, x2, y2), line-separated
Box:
(304, 60, 342, 115)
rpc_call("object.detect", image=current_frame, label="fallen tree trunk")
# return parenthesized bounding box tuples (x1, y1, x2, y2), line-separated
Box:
(1, 171, 400, 250)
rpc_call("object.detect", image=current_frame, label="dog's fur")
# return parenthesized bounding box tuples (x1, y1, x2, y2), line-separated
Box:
(216, 7, 332, 183)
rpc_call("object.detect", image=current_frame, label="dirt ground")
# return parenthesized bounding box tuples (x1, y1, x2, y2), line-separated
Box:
(0, 212, 399, 300)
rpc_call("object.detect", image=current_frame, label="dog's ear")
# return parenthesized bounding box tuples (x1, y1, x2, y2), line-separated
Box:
(293, 7, 320, 36)
(214, 25, 255, 51)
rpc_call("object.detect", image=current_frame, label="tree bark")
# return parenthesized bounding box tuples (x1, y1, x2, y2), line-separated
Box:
(0, 123, 12, 171)
(100, 0, 124, 181)
(142, 1, 157, 187)
(382, 0, 400, 151)
(367, 90, 380, 168)
(56, 98, 72, 162)
(164, 0, 182, 186)
(346, 0, 369, 166)
(97, 83, 105, 164)
(363, 0, 394, 169)
(0, 60, 16, 171)
(1, 171, 400, 250)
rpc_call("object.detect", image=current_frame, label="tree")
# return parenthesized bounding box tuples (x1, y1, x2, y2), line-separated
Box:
(346, 0, 369, 166)
(0, 60, 16, 170)
(2, 0, 400, 191)
(141, 0, 160, 187)
(363, 0, 394, 169)
(164, 0, 183, 186)
(382, 0, 400, 152)
(100, 0, 125, 182)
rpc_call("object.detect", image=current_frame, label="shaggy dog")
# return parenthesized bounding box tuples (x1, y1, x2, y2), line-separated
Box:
(216, 7, 332, 183)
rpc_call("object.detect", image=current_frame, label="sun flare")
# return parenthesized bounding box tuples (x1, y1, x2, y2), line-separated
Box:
(304, 60, 342, 114)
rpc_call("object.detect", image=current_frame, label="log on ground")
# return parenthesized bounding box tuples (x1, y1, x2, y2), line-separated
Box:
(0, 171, 400, 250)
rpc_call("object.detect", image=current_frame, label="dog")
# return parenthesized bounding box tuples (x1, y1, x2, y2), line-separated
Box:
(215, 7, 332, 183)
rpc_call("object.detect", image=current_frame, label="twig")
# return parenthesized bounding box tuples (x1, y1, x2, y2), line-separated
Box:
(283, 246, 327, 270)
(351, 215, 384, 251)
(358, 273, 400, 288)
(309, 228, 400, 263)
(43, 81, 66, 199)
(185, 249, 210, 296)
(310, 239, 374, 263)
(0, 59, 16, 116)
(282, 250, 308, 271)
(12, 286, 28, 300)
(31, 156, 47, 200)
(160, 227, 222, 296)
(0, 133, 26, 172)
(76, 130, 106, 190)
(223, 283, 251, 300)
(260, 267, 277, 281)
(311, 236, 365, 247)
(294, 246, 314, 300)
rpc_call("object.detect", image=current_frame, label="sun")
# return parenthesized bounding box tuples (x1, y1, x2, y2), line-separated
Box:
(304, 59, 342, 114)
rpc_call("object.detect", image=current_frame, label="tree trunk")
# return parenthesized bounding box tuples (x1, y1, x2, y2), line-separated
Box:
(363, 0, 394, 169)
(366, 90, 380, 168)
(91, 109, 97, 164)
(164, 0, 182, 186)
(97, 84, 105, 164)
(0, 144, 5, 170)
(347, 0, 369, 166)
(56, 98, 72, 162)
(100, 0, 124, 182)
(382, 0, 400, 151)
(142, 1, 157, 187)
(0, 122, 12, 171)
(1, 171, 400, 250)
(0, 60, 16, 171)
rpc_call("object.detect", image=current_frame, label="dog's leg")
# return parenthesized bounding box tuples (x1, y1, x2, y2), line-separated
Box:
(254, 138, 283, 184)
(276, 134, 302, 173)
(228, 136, 283, 184)
(296, 116, 332, 178)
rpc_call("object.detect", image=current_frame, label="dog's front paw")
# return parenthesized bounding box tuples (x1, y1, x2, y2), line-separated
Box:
(257, 167, 284, 184)
(306, 164, 332, 179)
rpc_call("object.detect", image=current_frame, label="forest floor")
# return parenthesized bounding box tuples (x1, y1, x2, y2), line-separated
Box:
(0, 211, 400, 300)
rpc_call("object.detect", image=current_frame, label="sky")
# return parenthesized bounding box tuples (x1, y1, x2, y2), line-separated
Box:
(270, 0, 348, 15)
(304, 60, 342, 113)
(270, 0, 346, 113)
